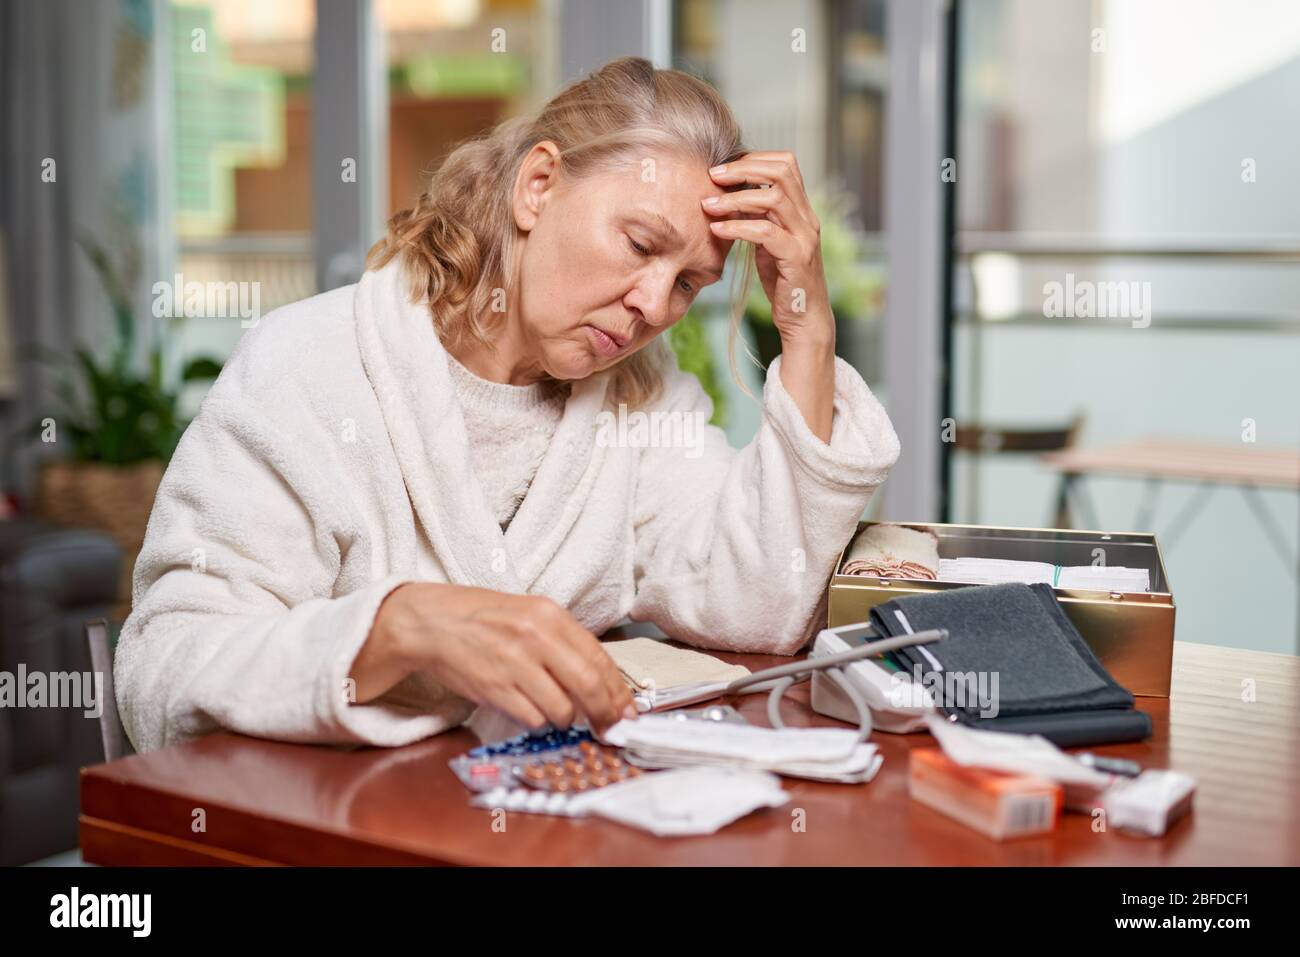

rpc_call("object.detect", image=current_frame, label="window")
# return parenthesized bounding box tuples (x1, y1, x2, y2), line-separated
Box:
(169, 0, 316, 377)
(950, 0, 1300, 652)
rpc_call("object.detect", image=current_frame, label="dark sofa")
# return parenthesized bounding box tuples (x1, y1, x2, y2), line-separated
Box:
(0, 518, 120, 864)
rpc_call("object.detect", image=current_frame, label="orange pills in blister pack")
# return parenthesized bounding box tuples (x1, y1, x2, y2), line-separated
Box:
(450, 726, 644, 796)
(516, 741, 643, 792)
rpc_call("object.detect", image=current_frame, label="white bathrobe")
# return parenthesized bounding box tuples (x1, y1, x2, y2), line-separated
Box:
(114, 259, 900, 752)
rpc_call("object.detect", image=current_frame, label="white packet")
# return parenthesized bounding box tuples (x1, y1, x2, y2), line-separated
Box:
(924, 714, 1113, 799)
(1103, 769, 1196, 836)
(567, 766, 788, 836)
(602, 714, 861, 764)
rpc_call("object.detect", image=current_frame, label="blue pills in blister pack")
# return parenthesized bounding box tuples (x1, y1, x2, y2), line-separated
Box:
(469, 726, 594, 759)
(450, 725, 643, 795)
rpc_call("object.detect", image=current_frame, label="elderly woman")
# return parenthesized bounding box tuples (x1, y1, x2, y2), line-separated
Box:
(116, 57, 899, 752)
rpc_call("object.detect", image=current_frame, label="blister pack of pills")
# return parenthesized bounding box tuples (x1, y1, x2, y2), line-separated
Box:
(469, 786, 583, 816)
(471, 766, 791, 836)
(450, 726, 644, 796)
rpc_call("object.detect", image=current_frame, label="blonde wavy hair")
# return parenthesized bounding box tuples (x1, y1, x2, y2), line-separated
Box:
(366, 56, 756, 409)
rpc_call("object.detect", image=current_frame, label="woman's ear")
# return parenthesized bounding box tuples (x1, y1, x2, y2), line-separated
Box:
(512, 140, 562, 232)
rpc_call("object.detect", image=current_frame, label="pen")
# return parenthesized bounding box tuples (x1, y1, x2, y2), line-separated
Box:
(1077, 752, 1143, 777)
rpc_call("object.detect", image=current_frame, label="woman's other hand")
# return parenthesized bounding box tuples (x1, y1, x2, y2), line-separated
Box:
(702, 151, 836, 441)
(354, 583, 637, 735)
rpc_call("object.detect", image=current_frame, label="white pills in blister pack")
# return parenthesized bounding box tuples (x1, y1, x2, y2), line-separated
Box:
(471, 786, 580, 817)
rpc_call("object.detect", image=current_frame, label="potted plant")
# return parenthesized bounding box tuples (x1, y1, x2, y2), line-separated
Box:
(743, 188, 884, 373)
(21, 236, 222, 609)
(668, 306, 727, 426)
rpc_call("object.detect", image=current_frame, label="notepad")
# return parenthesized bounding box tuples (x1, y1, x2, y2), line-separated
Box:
(602, 637, 751, 691)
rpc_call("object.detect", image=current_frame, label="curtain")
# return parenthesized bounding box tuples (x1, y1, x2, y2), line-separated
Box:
(0, 0, 167, 498)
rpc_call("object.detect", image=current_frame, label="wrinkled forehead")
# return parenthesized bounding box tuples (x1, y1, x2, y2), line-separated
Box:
(593, 147, 731, 202)
(582, 150, 737, 262)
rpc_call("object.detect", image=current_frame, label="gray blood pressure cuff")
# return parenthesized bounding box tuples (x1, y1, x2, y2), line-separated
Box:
(869, 582, 1152, 747)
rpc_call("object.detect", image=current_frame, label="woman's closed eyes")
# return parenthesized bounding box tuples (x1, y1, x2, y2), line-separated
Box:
(625, 234, 695, 295)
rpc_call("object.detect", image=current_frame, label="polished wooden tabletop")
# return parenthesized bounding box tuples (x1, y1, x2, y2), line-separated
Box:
(80, 640, 1300, 865)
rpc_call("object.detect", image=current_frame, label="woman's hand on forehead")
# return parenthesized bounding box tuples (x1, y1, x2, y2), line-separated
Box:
(700, 150, 828, 343)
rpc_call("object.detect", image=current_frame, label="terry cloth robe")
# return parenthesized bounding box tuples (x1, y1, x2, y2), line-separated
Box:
(114, 259, 901, 752)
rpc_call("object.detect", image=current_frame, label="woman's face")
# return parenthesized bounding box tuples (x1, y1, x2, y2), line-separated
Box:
(510, 144, 735, 381)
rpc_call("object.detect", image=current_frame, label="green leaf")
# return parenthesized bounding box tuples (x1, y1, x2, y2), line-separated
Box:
(669, 310, 727, 427)
(181, 356, 223, 381)
(76, 233, 135, 354)
(149, 348, 164, 391)
(12, 235, 215, 465)
(72, 347, 109, 410)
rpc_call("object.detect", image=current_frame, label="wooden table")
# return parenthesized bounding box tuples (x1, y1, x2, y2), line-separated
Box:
(80, 642, 1300, 866)
(1041, 437, 1300, 576)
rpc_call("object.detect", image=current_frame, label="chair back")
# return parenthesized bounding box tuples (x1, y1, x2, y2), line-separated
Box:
(84, 618, 135, 762)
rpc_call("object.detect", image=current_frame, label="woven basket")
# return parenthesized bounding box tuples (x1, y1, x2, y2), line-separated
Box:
(34, 459, 165, 615)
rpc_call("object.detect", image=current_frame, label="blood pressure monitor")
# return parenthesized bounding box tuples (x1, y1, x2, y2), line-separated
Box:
(807, 622, 937, 733)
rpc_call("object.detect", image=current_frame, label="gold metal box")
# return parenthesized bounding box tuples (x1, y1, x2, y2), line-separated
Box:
(828, 522, 1177, 697)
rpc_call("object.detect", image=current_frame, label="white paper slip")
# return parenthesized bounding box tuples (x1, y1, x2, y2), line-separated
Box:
(1055, 564, 1151, 593)
(937, 557, 1150, 593)
(924, 713, 1113, 805)
(938, 558, 1055, 585)
(623, 741, 884, 781)
(603, 715, 884, 783)
(602, 714, 862, 764)
(566, 766, 789, 837)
